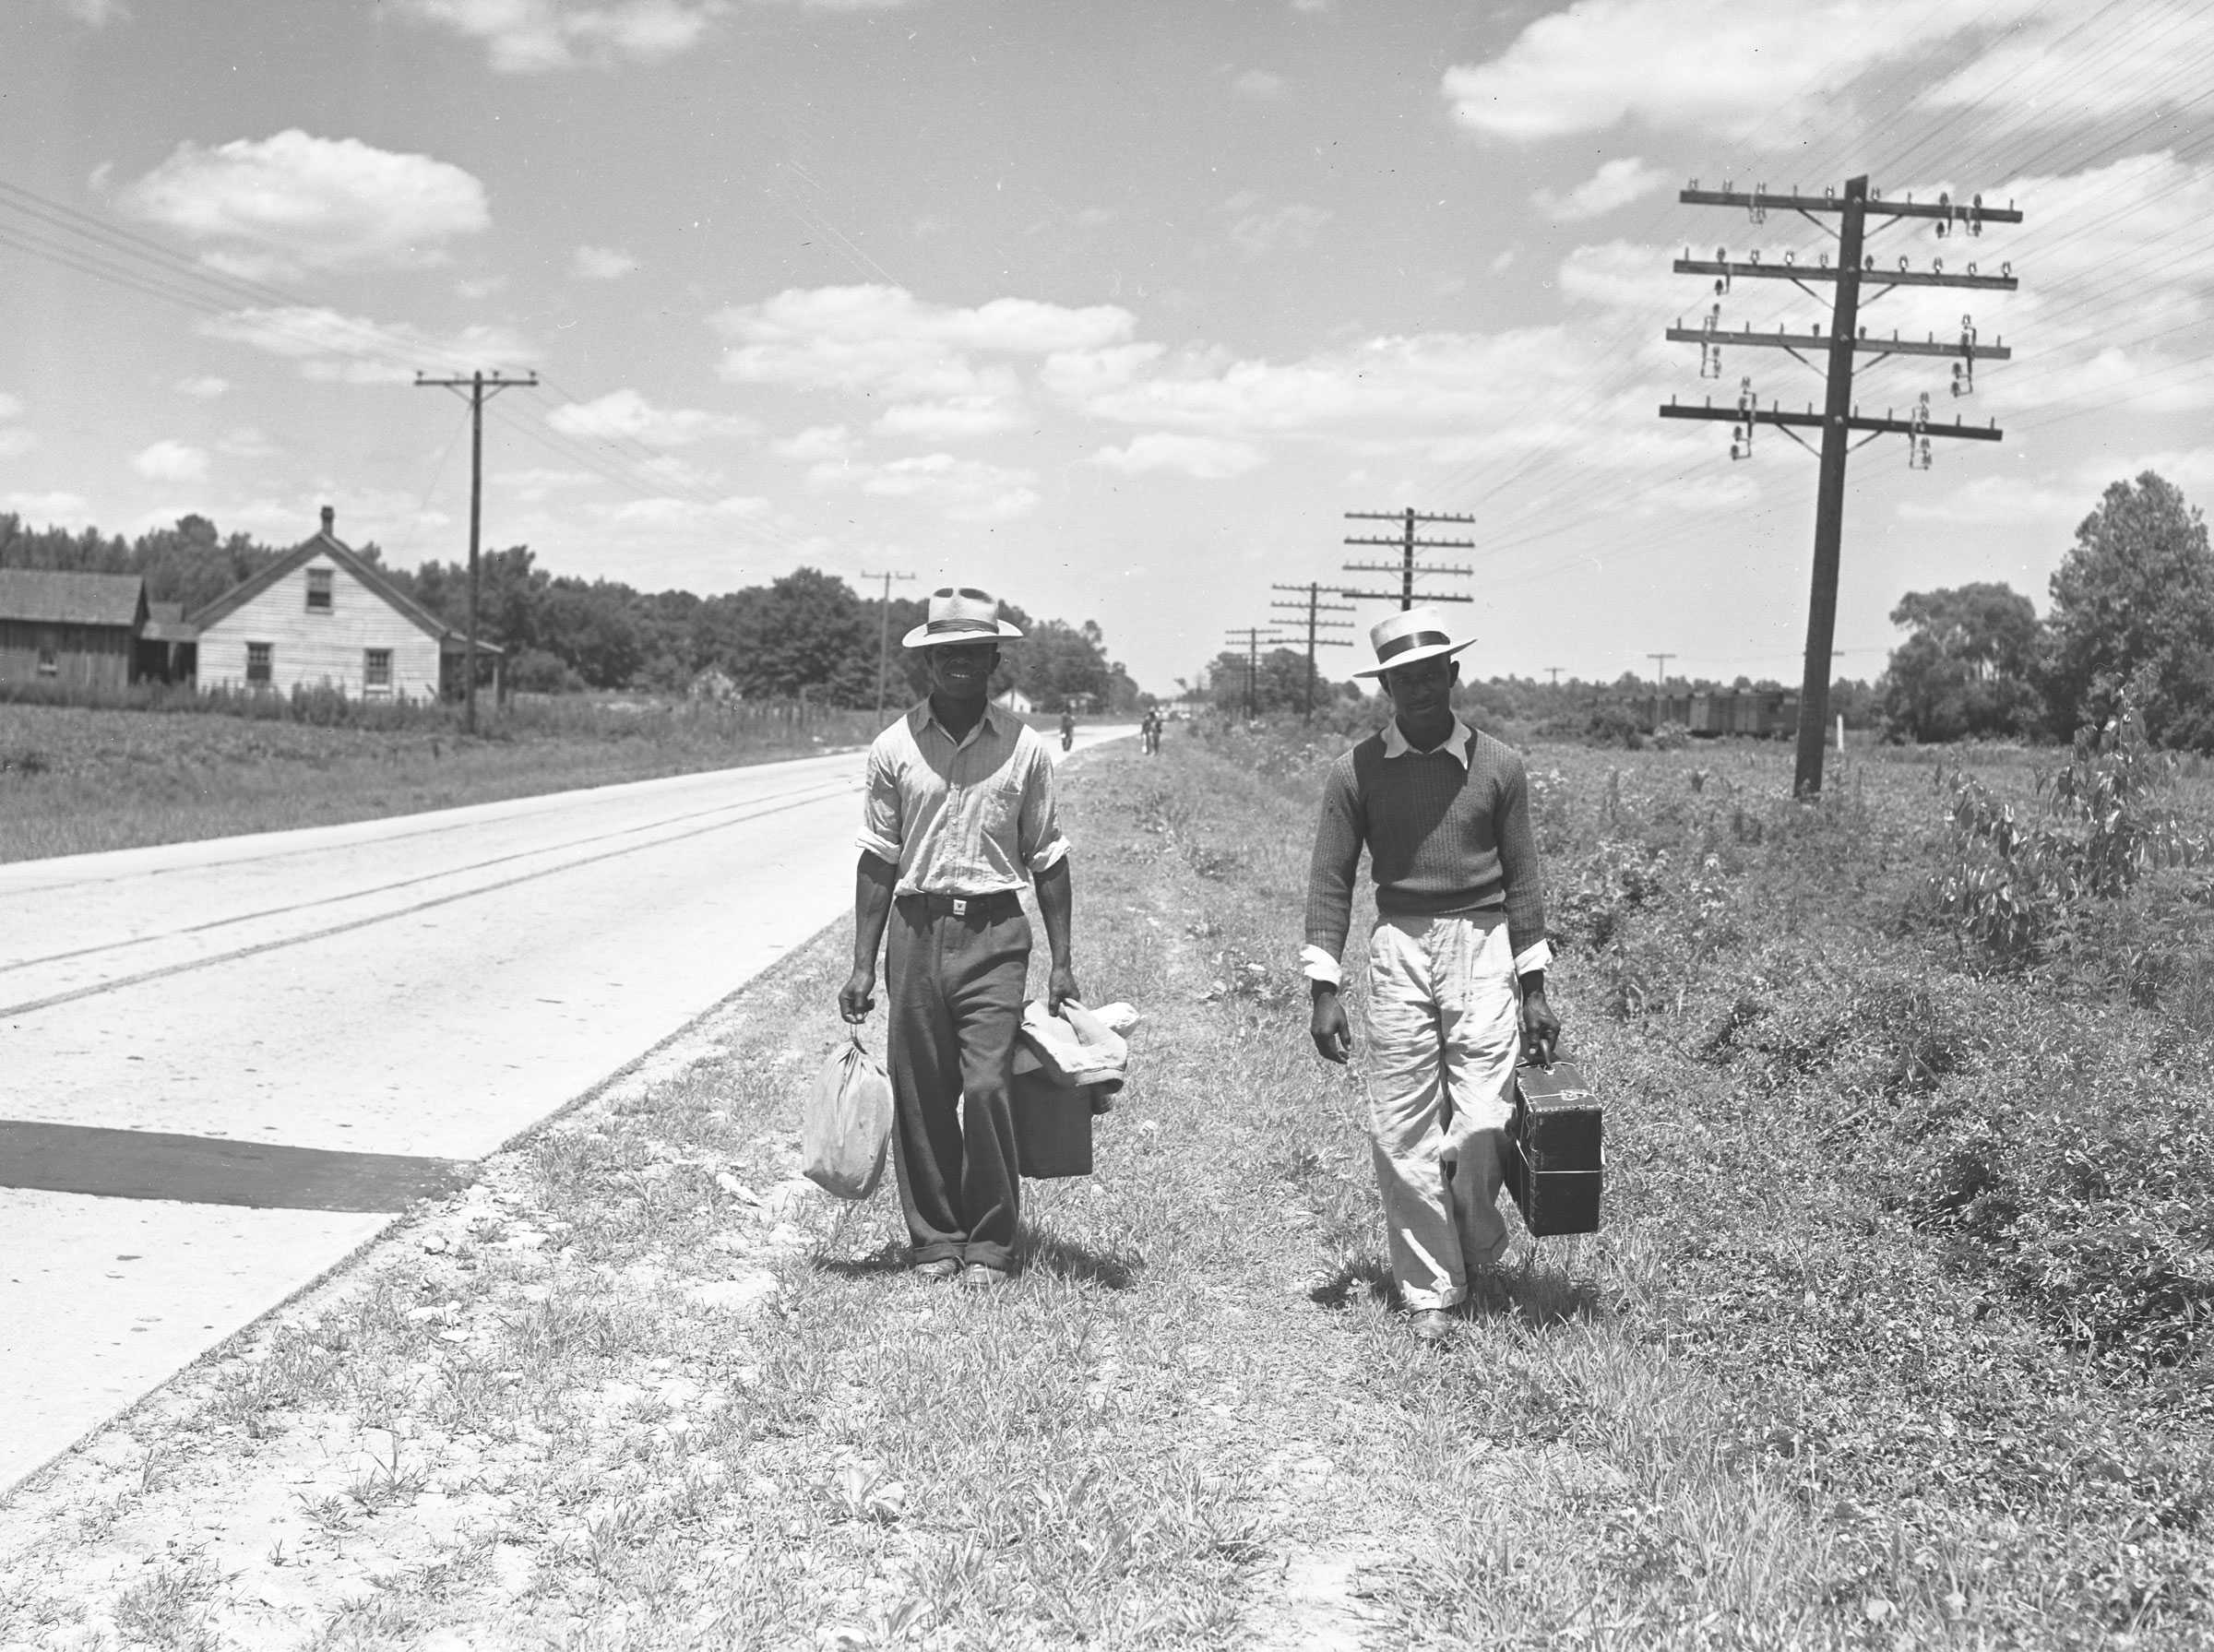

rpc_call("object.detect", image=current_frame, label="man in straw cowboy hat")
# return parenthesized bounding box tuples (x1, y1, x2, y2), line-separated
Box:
(839, 586, 1078, 1289)
(1303, 604, 1559, 1344)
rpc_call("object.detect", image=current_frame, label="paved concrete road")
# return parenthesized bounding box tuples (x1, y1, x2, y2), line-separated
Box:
(1, 724, 1131, 1492)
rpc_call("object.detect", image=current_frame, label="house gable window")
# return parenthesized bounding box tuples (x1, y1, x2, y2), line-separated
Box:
(306, 568, 333, 612)
(246, 642, 272, 685)
(363, 648, 393, 695)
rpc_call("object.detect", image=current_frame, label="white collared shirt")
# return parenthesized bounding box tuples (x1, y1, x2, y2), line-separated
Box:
(1300, 715, 1553, 986)
(857, 700, 1069, 896)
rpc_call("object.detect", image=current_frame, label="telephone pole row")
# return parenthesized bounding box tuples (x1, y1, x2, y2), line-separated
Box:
(1269, 581, 1355, 720)
(1223, 625, 1286, 719)
(860, 569, 917, 716)
(1659, 174, 2023, 797)
(414, 369, 538, 736)
(1341, 508, 1476, 611)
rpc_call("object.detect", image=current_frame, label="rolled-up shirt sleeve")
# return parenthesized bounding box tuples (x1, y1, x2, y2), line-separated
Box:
(855, 742, 904, 865)
(1018, 740, 1070, 874)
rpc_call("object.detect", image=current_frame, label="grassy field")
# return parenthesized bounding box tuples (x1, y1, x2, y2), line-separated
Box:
(0, 697, 889, 863)
(1, 727, 2208, 1648)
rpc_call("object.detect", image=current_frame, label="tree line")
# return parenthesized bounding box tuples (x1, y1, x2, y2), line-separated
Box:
(1879, 471, 2214, 748)
(0, 513, 1141, 714)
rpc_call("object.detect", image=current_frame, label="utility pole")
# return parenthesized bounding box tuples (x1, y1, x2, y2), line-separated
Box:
(1268, 582, 1354, 719)
(1546, 667, 1563, 687)
(1648, 652, 1674, 690)
(415, 368, 538, 735)
(1660, 175, 2021, 796)
(860, 568, 916, 716)
(1223, 626, 1285, 719)
(1341, 508, 1476, 612)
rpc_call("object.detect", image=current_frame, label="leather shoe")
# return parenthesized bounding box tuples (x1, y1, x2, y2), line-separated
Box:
(958, 1264, 1013, 1290)
(912, 1258, 961, 1282)
(1410, 1308, 1456, 1346)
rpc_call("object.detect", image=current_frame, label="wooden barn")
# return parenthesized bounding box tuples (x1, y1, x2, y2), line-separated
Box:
(0, 569, 149, 694)
(187, 506, 500, 701)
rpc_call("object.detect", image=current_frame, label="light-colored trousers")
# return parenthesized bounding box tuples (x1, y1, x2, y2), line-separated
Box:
(1363, 910, 1521, 1311)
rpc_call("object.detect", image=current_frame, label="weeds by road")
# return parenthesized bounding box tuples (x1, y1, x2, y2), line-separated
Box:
(0, 697, 886, 863)
(0, 729, 2208, 1648)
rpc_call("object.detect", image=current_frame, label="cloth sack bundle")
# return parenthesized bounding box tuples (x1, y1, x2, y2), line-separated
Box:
(1010, 1000, 1139, 1177)
(802, 1031, 895, 1199)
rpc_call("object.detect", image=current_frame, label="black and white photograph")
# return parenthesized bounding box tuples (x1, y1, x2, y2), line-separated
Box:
(3, 0, 2210, 1644)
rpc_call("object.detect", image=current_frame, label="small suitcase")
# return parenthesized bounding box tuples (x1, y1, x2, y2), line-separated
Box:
(1501, 1058, 1602, 1236)
(1010, 1066, 1094, 1178)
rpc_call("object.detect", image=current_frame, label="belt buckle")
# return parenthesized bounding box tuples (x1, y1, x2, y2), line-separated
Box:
(950, 897, 969, 916)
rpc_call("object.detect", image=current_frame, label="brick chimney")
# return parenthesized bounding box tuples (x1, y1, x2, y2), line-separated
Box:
(319, 505, 335, 537)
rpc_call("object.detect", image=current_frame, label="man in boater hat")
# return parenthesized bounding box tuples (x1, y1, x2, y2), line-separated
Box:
(1303, 604, 1559, 1344)
(839, 586, 1078, 1288)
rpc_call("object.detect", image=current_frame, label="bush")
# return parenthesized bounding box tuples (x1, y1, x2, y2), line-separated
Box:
(1931, 682, 2206, 964)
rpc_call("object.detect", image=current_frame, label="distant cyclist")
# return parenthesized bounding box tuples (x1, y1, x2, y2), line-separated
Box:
(1059, 709, 1076, 752)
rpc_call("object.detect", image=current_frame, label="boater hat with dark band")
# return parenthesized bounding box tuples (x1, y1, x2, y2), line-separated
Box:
(901, 586, 1026, 648)
(1351, 603, 1477, 679)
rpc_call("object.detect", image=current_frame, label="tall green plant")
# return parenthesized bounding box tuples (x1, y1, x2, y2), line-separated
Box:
(1933, 675, 2201, 961)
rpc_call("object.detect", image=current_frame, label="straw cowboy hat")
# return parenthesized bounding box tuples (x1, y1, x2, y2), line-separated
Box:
(1351, 603, 1478, 678)
(901, 585, 1026, 648)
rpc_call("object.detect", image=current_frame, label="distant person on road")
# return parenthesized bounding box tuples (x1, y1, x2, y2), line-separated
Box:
(839, 586, 1078, 1289)
(1140, 707, 1163, 755)
(1059, 708, 1077, 752)
(1302, 605, 1559, 1346)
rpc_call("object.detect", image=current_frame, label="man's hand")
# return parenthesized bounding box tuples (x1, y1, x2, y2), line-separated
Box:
(1047, 962, 1081, 1016)
(1310, 985, 1352, 1064)
(1520, 982, 1560, 1068)
(839, 966, 876, 1024)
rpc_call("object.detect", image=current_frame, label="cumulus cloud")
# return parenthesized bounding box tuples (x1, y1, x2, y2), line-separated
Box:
(174, 374, 229, 398)
(590, 494, 770, 530)
(60, 0, 129, 25)
(770, 423, 855, 462)
(875, 397, 1024, 440)
(1232, 68, 1289, 99)
(809, 452, 1040, 523)
(398, 0, 732, 72)
(495, 467, 599, 502)
(120, 130, 489, 279)
(1922, 1, 2214, 125)
(1224, 196, 1332, 258)
(712, 285, 1135, 401)
(132, 440, 209, 482)
(547, 387, 753, 446)
(1535, 158, 1669, 221)
(1092, 434, 1268, 481)
(1440, 0, 2044, 144)
(572, 244, 641, 279)
(197, 305, 531, 385)
(2, 491, 92, 524)
(217, 428, 279, 459)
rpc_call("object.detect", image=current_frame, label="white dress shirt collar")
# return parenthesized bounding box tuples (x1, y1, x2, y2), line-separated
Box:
(1381, 715, 1476, 767)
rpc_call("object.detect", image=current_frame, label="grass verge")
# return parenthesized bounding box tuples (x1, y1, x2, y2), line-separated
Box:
(0, 698, 887, 863)
(0, 730, 2207, 1649)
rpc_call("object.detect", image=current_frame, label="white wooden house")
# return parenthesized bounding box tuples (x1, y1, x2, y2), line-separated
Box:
(187, 507, 499, 701)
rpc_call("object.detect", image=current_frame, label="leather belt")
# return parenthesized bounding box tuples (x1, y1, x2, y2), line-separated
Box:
(900, 889, 1022, 920)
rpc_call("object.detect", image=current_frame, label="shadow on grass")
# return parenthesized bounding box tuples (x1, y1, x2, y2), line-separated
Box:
(810, 1230, 1144, 1290)
(1306, 1253, 1395, 1310)
(1014, 1229, 1143, 1290)
(1306, 1242, 1610, 1330)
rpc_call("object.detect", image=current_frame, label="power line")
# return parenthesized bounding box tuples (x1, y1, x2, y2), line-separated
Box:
(1340, 508, 1477, 611)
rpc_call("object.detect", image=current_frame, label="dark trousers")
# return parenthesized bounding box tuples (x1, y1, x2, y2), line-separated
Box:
(886, 893, 1030, 1270)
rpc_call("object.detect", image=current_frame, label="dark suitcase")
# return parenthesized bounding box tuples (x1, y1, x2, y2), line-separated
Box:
(1501, 1058, 1602, 1236)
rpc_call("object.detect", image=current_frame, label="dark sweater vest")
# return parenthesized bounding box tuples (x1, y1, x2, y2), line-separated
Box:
(1304, 726, 1547, 965)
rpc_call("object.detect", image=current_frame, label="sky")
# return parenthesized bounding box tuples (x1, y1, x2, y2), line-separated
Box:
(4, 0, 2211, 696)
